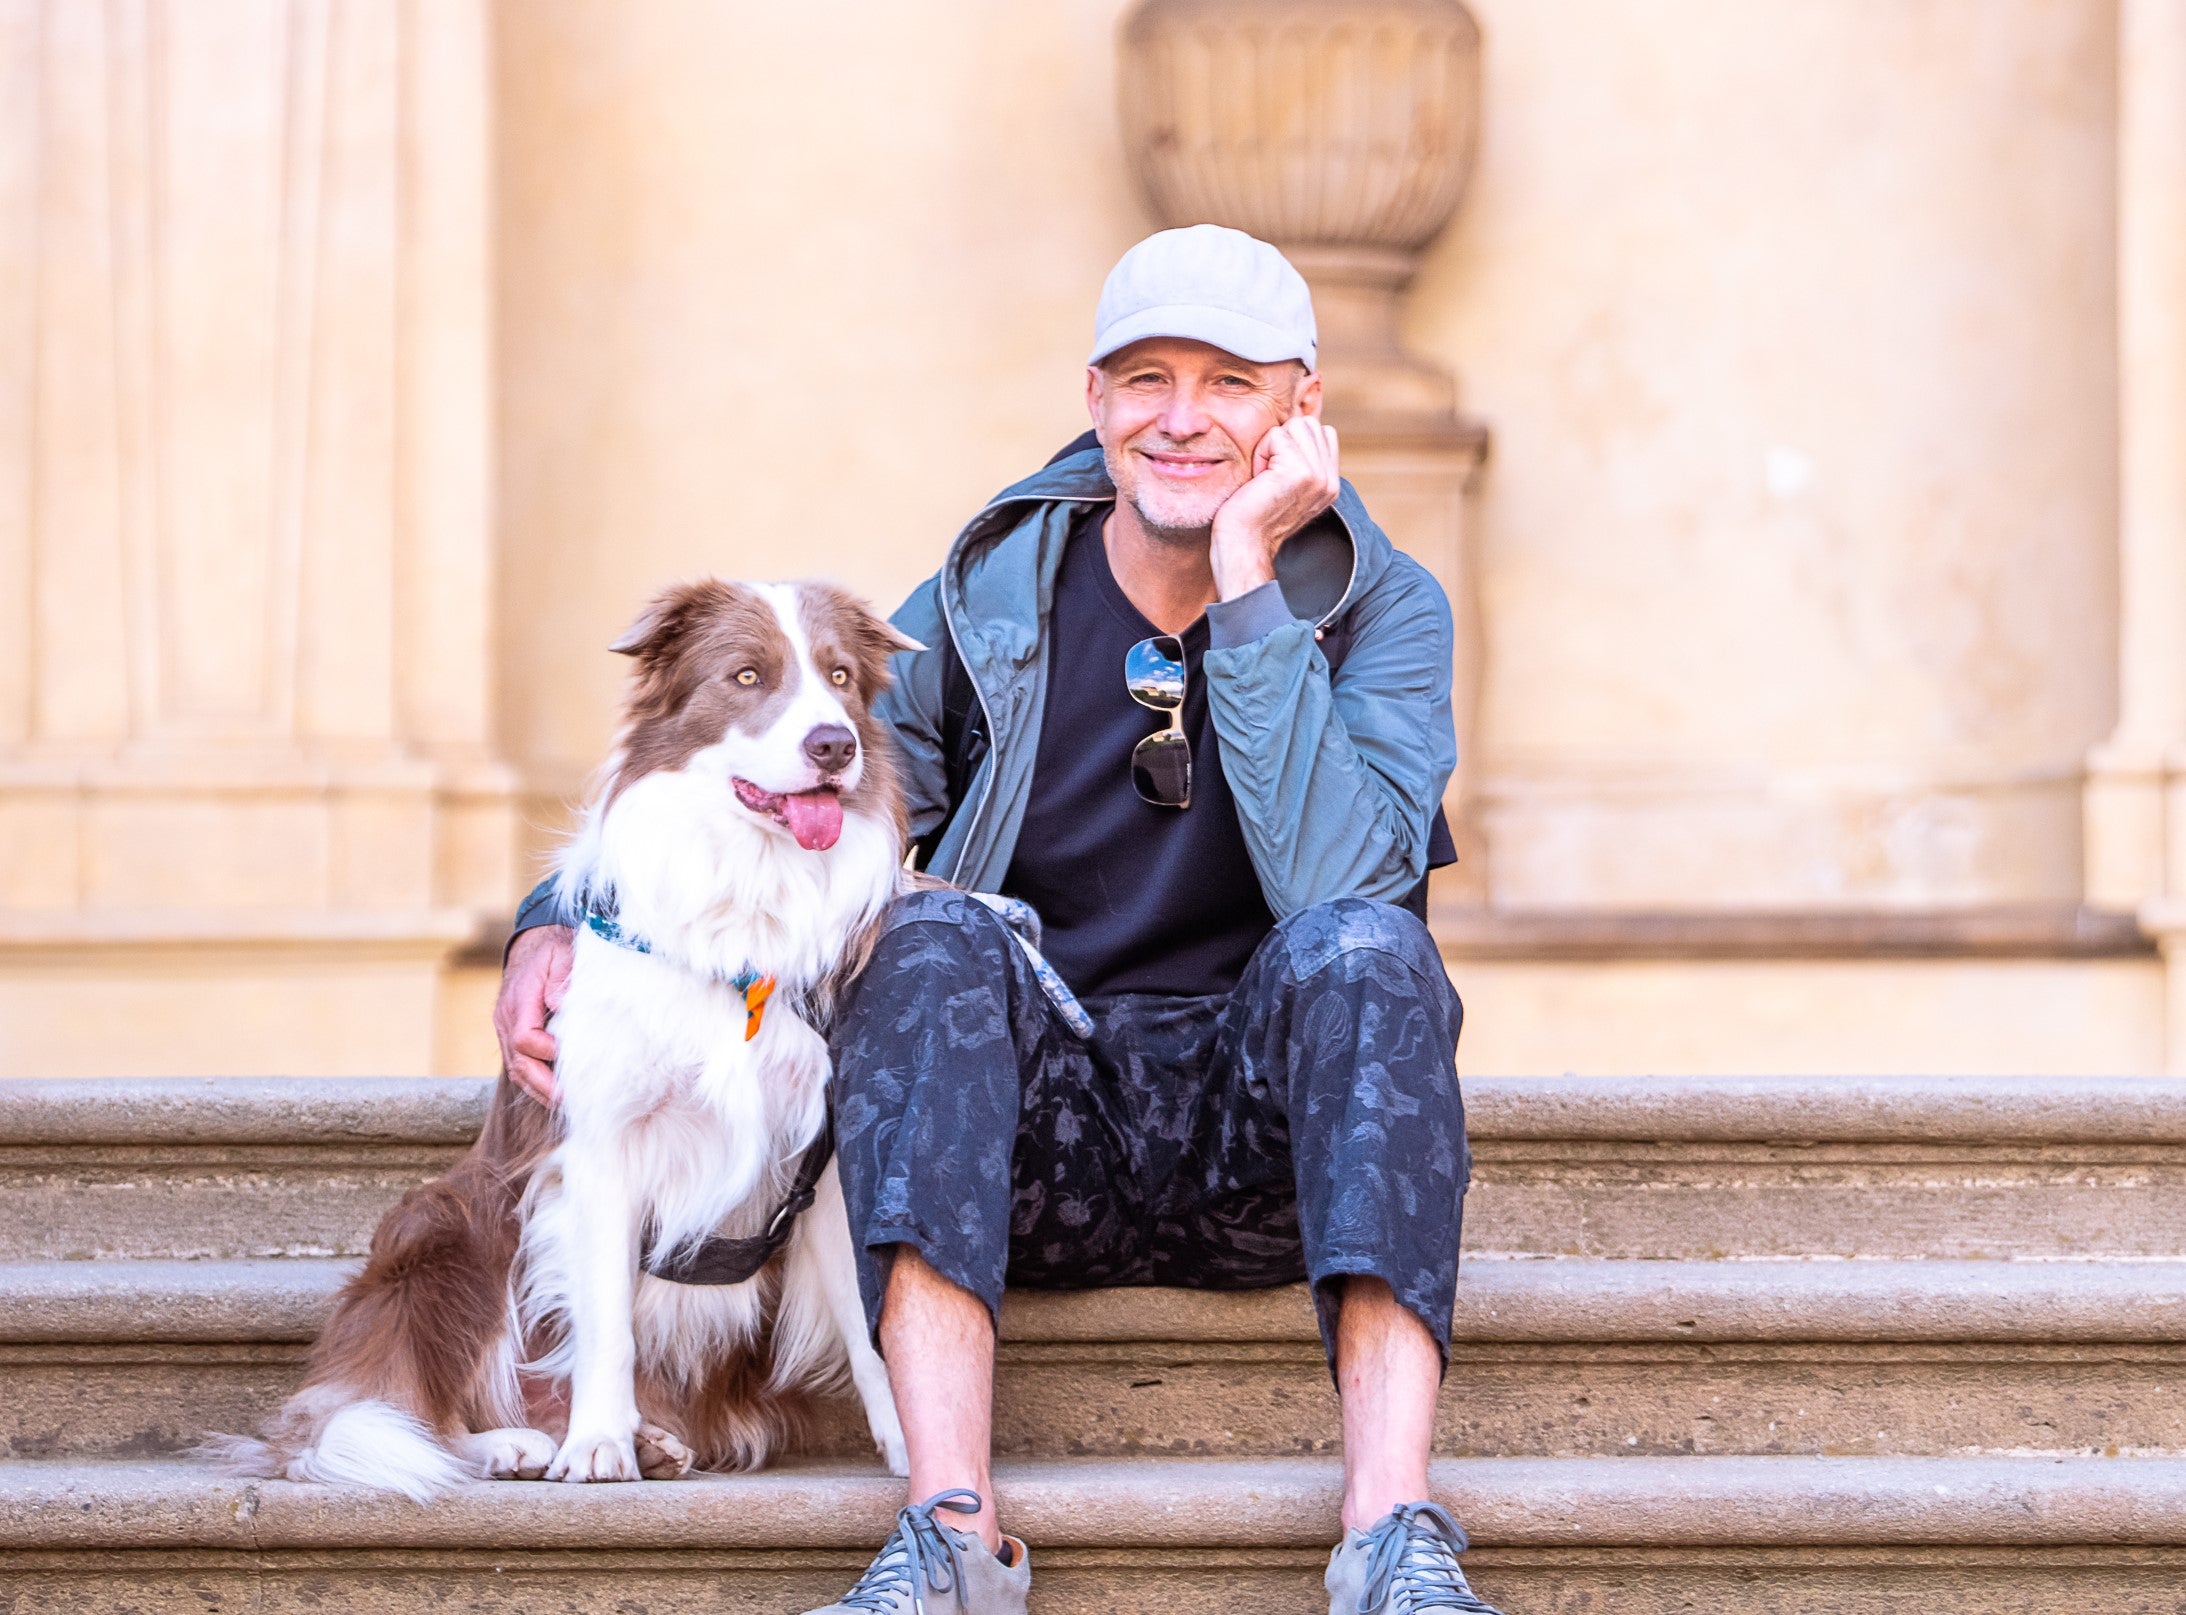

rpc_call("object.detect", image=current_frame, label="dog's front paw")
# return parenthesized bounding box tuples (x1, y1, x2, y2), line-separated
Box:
(546, 1429, 641, 1483)
(635, 1422, 695, 1480)
(464, 1426, 557, 1481)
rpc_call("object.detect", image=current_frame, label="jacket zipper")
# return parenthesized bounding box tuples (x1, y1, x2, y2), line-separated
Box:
(936, 575, 1000, 885)
(935, 489, 1077, 884)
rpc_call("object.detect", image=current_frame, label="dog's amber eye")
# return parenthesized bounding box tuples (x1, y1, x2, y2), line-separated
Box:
(830, 668, 850, 686)
(734, 669, 759, 687)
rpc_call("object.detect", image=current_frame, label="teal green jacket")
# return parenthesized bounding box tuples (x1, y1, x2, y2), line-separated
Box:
(886, 440, 1456, 914)
(510, 441, 1455, 940)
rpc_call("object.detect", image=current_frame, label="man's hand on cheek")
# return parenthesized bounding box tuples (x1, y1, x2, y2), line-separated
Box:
(1209, 416, 1341, 601)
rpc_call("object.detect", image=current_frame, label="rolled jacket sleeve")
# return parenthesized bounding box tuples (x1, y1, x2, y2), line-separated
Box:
(1206, 580, 1294, 650)
(1202, 558, 1456, 916)
(505, 876, 571, 960)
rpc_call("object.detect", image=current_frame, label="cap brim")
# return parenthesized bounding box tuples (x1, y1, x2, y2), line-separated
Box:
(1088, 304, 1315, 370)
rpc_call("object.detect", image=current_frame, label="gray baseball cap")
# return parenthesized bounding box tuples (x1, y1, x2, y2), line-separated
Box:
(1088, 225, 1318, 372)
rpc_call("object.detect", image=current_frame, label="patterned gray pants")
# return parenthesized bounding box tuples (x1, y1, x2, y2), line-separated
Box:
(828, 888, 1470, 1367)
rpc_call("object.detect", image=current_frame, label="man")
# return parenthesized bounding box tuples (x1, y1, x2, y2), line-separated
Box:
(496, 225, 1499, 1615)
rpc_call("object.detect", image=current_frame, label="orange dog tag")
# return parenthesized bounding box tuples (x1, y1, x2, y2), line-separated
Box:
(742, 974, 775, 1041)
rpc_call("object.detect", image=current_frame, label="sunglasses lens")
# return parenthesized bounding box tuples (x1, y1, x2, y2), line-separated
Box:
(1125, 635, 1186, 711)
(1132, 730, 1192, 808)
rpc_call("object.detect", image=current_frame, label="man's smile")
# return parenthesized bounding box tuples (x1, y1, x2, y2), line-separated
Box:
(1138, 448, 1233, 481)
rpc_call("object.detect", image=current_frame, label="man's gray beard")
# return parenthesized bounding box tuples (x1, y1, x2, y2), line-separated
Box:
(1129, 494, 1214, 550)
(1103, 444, 1216, 550)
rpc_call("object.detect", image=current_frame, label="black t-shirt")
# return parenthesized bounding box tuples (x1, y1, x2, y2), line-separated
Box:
(1000, 506, 1277, 999)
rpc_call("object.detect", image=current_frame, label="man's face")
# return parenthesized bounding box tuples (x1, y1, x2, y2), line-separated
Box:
(1088, 339, 1318, 541)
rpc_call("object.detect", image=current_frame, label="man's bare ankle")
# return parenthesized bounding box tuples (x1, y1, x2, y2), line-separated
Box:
(904, 1477, 1000, 1554)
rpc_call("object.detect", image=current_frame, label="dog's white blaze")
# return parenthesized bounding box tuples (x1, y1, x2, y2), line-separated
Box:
(755, 579, 864, 780)
(688, 580, 863, 803)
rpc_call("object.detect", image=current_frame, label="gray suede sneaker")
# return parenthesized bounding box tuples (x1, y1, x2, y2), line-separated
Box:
(804, 1489, 1030, 1615)
(1326, 1502, 1504, 1614)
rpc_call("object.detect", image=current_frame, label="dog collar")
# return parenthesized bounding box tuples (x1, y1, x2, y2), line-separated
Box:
(577, 892, 777, 1041)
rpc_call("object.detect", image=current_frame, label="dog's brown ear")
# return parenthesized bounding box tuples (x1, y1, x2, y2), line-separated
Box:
(608, 606, 667, 657)
(610, 581, 719, 658)
(856, 615, 922, 694)
(800, 581, 924, 658)
(846, 591, 923, 657)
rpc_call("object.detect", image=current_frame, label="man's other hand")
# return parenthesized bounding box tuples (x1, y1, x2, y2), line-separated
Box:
(497, 925, 572, 1106)
(1209, 415, 1341, 601)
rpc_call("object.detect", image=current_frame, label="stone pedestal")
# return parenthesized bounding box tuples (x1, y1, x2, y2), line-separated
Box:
(1118, 0, 1490, 899)
(0, 0, 512, 1075)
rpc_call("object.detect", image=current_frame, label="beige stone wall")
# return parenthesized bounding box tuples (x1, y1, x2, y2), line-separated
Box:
(6, 0, 2170, 1075)
(1, 0, 509, 1076)
(1411, 0, 2121, 912)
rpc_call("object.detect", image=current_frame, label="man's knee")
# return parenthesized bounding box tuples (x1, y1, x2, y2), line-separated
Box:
(1252, 897, 1465, 1075)
(1270, 896, 1446, 988)
(834, 885, 1025, 1093)
(853, 886, 1022, 1001)
(872, 884, 1005, 950)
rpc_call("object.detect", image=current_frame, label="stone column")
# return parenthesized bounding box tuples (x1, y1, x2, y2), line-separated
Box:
(1117, 0, 1491, 901)
(2091, 0, 2186, 1070)
(0, 0, 512, 1075)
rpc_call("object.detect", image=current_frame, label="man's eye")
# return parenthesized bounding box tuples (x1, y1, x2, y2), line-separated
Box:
(830, 668, 850, 686)
(735, 669, 759, 686)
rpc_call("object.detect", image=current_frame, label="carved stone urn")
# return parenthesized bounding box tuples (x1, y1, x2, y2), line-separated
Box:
(1117, 0, 1482, 431)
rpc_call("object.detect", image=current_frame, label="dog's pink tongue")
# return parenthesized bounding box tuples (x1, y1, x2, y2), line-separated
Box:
(782, 789, 843, 851)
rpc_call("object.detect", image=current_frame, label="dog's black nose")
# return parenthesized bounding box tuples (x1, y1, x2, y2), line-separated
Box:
(802, 724, 858, 775)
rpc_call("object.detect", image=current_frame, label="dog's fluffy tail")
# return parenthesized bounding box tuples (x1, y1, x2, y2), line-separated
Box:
(195, 1428, 281, 1478)
(287, 1400, 471, 1502)
(204, 1396, 471, 1503)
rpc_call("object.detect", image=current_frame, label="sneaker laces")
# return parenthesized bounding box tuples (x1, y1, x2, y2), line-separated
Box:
(839, 1488, 984, 1614)
(1355, 1502, 1502, 1614)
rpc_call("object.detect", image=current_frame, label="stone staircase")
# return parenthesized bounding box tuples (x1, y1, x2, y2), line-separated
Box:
(3, 1075, 2184, 1613)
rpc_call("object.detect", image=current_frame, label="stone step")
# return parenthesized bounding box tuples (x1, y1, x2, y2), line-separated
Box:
(0, 1078, 478, 1263)
(2, 1453, 2183, 1613)
(7, 1075, 2186, 1262)
(7, 1257, 2181, 1463)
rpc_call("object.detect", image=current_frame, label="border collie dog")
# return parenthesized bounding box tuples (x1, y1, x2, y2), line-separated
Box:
(222, 579, 913, 1498)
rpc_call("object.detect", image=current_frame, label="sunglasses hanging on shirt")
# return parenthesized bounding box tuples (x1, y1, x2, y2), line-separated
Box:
(1125, 634, 1192, 809)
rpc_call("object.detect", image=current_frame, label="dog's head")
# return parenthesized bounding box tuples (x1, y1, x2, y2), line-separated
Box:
(605, 579, 918, 852)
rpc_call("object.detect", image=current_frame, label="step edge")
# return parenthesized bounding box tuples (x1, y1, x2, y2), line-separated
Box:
(3, 1455, 2185, 1552)
(0, 1078, 491, 1147)
(11, 1076, 2186, 1148)
(6, 1259, 2186, 1347)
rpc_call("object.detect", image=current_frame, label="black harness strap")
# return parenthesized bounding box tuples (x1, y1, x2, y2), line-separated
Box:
(637, 1123, 835, 1288)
